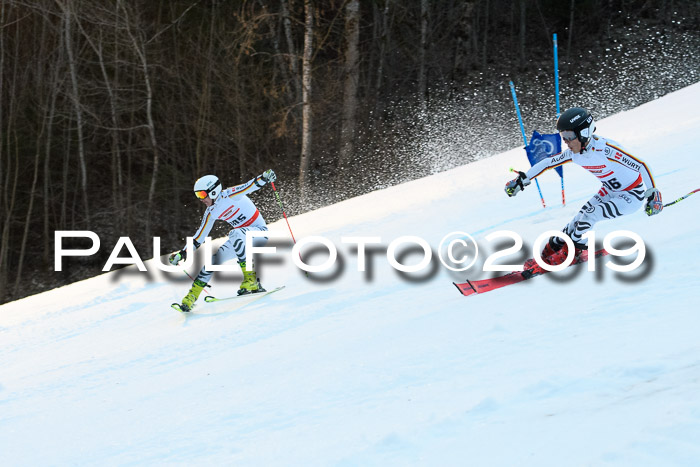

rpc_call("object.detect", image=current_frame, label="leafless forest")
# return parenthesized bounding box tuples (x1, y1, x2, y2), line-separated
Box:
(1, 0, 699, 303)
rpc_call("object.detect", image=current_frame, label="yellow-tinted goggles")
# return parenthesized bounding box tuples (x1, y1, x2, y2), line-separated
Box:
(194, 190, 209, 199)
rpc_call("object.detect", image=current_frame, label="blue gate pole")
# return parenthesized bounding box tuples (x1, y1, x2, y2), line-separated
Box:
(554, 33, 560, 118)
(509, 81, 546, 209)
(554, 33, 565, 205)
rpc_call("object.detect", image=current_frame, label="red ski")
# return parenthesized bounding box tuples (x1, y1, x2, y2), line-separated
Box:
(453, 248, 610, 297)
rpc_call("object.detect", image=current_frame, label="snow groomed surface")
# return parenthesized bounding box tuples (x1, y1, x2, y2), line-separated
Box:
(2, 83, 700, 465)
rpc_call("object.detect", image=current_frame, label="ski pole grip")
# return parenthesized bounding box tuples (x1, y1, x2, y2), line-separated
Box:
(510, 168, 527, 179)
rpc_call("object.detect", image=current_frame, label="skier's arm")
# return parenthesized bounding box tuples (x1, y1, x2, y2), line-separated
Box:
(169, 207, 216, 265)
(525, 151, 572, 181)
(505, 152, 571, 197)
(226, 169, 277, 197)
(604, 144, 662, 216)
(188, 209, 216, 252)
(605, 147, 656, 190)
(629, 155, 663, 216)
(505, 170, 531, 197)
(639, 163, 656, 190)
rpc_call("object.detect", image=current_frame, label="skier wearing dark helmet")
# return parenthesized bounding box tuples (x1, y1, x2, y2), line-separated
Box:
(505, 107, 663, 273)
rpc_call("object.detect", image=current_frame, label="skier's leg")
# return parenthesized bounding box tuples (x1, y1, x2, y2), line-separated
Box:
(228, 226, 269, 294)
(551, 185, 646, 253)
(180, 236, 242, 310)
(193, 236, 241, 284)
(535, 185, 645, 267)
(561, 186, 645, 245)
(524, 192, 608, 270)
(549, 191, 610, 254)
(180, 279, 208, 311)
(179, 225, 270, 308)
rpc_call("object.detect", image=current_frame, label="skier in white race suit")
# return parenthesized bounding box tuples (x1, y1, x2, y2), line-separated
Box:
(169, 169, 277, 311)
(504, 107, 663, 273)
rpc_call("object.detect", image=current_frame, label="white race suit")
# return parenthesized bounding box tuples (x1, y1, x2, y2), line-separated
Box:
(184, 175, 270, 284)
(525, 135, 657, 247)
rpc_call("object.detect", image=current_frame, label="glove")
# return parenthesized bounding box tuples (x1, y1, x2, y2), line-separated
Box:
(261, 169, 276, 184)
(644, 188, 663, 216)
(169, 249, 187, 266)
(505, 171, 531, 197)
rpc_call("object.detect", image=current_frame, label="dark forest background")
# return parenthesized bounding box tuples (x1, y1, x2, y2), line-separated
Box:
(1, 0, 699, 304)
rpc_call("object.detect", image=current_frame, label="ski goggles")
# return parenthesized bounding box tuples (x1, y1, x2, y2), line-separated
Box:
(194, 190, 209, 199)
(560, 130, 577, 142)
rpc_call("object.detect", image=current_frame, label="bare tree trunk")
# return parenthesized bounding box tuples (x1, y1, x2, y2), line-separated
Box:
(113, 1, 124, 194)
(299, 0, 313, 198)
(471, 4, 480, 69)
(61, 125, 70, 231)
(418, 0, 428, 111)
(374, 0, 391, 116)
(76, 22, 124, 213)
(30, 11, 59, 279)
(481, 0, 490, 69)
(264, 1, 293, 102)
(126, 93, 136, 237)
(15, 104, 46, 295)
(61, 0, 91, 228)
(43, 69, 61, 266)
(0, 0, 5, 218)
(567, 0, 575, 63)
(195, 4, 216, 174)
(1, 138, 20, 301)
(0, 0, 9, 298)
(281, 0, 301, 104)
(233, 52, 246, 177)
(119, 0, 160, 237)
(519, 0, 526, 68)
(338, 0, 360, 170)
(0, 1, 4, 189)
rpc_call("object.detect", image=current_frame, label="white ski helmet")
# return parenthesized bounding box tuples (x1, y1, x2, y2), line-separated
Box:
(193, 175, 222, 200)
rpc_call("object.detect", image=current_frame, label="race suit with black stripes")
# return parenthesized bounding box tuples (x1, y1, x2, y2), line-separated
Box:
(525, 134, 657, 247)
(184, 176, 269, 284)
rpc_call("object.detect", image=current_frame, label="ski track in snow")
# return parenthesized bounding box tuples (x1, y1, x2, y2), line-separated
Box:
(2, 83, 700, 466)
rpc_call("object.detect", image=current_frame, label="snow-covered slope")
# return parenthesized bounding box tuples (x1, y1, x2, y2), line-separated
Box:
(2, 83, 700, 466)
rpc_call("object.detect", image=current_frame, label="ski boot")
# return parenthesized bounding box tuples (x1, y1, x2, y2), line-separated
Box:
(179, 279, 208, 312)
(524, 238, 584, 276)
(523, 238, 574, 273)
(545, 243, 584, 266)
(237, 261, 265, 295)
